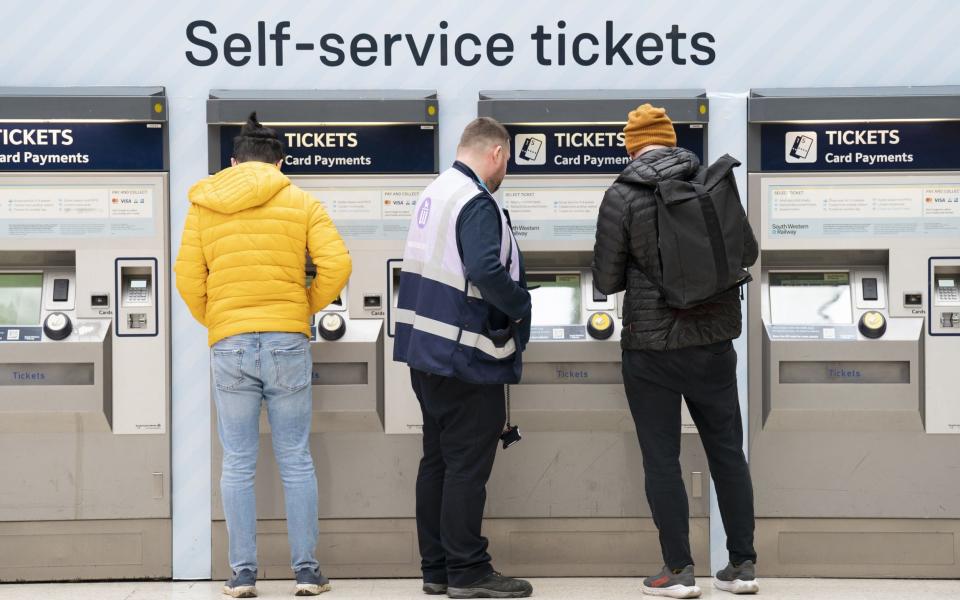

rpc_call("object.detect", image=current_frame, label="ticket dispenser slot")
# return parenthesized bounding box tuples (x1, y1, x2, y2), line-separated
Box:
(116, 260, 157, 336)
(303, 268, 384, 431)
(514, 261, 686, 429)
(761, 257, 920, 430)
(0, 250, 111, 417)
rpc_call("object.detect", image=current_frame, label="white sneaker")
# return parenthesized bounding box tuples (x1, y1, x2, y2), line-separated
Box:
(714, 560, 760, 594)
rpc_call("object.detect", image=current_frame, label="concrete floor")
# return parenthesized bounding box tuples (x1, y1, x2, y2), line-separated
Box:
(1, 578, 959, 600)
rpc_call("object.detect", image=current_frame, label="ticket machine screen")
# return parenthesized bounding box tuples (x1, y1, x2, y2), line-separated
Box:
(0, 273, 42, 325)
(770, 272, 853, 325)
(528, 273, 581, 325)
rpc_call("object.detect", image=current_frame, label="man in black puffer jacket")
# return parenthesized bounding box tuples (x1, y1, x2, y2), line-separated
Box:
(592, 104, 759, 599)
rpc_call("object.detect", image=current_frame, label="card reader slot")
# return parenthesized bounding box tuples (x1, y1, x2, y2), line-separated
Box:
(861, 277, 878, 301)
(52, 278, 70, 302)
(592, 281, 607, 302)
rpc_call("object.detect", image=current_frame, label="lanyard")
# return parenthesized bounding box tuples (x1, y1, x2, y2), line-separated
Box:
(465, 170, 513, 272)
(476, 178, 492, 195)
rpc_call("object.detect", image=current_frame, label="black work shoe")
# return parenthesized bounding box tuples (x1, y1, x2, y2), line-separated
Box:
(423, 581, 448, 595)
(642, 565, 701, 598)
(223, 569, 258, 598)
(714, 560, 759, 594)
(294, 567, 331, 596)
(446, 571, 533, 598)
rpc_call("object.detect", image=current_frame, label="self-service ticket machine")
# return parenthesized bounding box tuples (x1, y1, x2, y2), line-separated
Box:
(747, 87, 960, 577)
(0, 88, 171, 580)
(471, 90, 712, 575)
(206, 90, 438, 578)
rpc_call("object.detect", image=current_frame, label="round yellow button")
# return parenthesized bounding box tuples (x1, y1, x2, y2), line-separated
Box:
(321, 313, 343, 330)
(863, 311, 885, 329)
(590, 313, 611, 330)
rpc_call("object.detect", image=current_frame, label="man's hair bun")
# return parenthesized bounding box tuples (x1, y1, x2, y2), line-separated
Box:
(240, 112, 275, 138)
(233, 111, 285, 164)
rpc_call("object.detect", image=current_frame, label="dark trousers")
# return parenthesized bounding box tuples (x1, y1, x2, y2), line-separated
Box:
(410, 369, 506, 587)
(623, 341, 757, 570)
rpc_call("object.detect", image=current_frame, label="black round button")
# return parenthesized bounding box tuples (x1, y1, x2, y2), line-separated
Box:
(587, 312, 615, 340)
(858, 311, 887, 339)
(318, 313, 346, 341)
(43, 312, 73, 341)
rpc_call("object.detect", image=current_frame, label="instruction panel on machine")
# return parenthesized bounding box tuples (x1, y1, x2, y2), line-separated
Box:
(0, 186, 154, 237)
(310, 187, 419, 240)
(501, 187, 605, 241)
(766, 177, 960, 238)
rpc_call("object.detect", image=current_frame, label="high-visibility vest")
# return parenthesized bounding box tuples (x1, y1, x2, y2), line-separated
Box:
(393, 167, 523, 384)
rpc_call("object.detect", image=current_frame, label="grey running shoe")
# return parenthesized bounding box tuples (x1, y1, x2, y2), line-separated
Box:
(714, 560, 759, 594)
(294, 567, 331, 596)
(447, 571, 533, 598)
(422, 581, 448, 595)
(642, 565, 701, 598)
(223, 569, 257, 598)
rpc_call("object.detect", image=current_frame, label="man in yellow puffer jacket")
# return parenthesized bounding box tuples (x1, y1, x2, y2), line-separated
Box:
(175, 113, 350, 598)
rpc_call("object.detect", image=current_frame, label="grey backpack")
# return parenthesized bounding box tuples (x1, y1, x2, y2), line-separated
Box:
(653, 154, 756, 309)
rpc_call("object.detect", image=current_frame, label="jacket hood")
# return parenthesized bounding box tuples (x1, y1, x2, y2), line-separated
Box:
(188, 161, 291, 214)
(616, 147, 701, 187)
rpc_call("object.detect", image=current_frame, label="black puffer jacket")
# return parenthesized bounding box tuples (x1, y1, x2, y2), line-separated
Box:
(592, 147, 750, 351)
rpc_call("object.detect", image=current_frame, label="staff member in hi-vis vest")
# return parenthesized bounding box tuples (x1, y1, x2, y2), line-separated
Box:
(394, 117, 533, 599)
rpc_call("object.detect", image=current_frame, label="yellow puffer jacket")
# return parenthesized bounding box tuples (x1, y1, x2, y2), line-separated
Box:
(175, 161, 351, 346)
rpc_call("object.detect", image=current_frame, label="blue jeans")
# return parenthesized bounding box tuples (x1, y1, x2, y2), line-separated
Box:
(211, 332, 319, 575)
